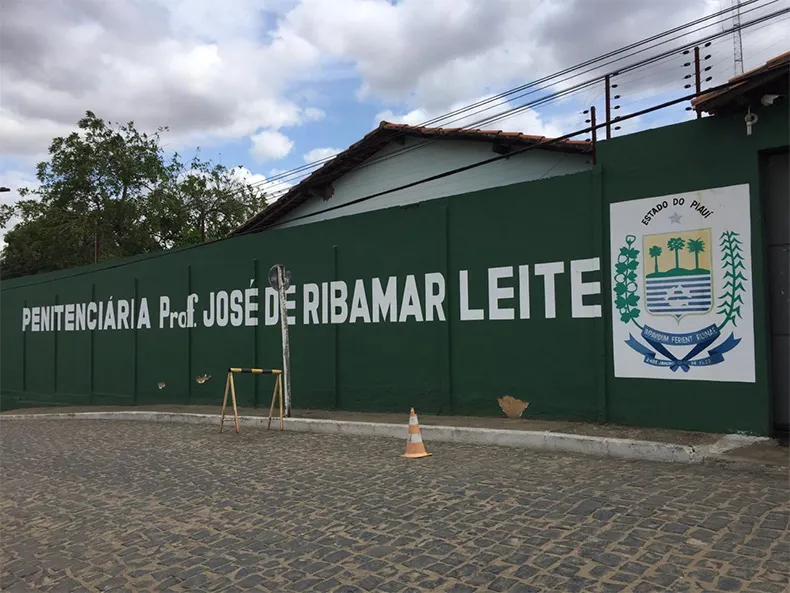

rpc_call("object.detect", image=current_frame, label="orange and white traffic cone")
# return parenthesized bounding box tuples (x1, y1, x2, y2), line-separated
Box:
(403, 408, 432, 459)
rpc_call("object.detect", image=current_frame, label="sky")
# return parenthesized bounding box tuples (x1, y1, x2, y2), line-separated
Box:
(1, 0, 788, 243)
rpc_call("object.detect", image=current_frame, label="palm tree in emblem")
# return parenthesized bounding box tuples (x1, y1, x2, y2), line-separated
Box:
(649, 245, 662, 274)
(667, 237, 686, 270)
(687, 238, 705, 270)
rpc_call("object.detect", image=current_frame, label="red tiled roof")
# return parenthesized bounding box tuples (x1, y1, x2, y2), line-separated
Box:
(692, 51, 789, 113)
(373, 122, 589, 148)
(234, 121, 589, 235)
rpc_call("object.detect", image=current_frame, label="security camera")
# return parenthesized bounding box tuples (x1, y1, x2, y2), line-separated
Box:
(761, 94, 786, 107)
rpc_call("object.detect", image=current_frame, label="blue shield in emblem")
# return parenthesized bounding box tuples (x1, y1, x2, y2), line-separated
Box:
(643, 229, 714, 320)
(645, 274, 712, 319)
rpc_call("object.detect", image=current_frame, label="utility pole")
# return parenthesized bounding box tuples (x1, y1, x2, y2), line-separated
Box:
(732, 0, 744, 75)
(589, 106, 597, 165)
(270, 264, 292, 418)
(694, 47, 702, 119)
(605, 75, 612, 140)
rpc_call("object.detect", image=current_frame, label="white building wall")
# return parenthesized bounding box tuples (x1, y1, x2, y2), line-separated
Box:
(275, 137, 591, 228)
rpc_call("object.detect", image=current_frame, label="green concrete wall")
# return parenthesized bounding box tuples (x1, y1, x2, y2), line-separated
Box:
(2, 106, 787, 435)
(599, 107, 788, 434)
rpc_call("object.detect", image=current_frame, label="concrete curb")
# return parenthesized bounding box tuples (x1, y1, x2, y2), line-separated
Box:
(0, 411, 769, 466)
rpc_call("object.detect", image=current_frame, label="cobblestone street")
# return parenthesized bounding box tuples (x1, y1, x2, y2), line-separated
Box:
(1, 420, 788, 592)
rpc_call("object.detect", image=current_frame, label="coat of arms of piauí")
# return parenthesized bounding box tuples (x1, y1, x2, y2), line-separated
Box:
(613, 225, 746, 372)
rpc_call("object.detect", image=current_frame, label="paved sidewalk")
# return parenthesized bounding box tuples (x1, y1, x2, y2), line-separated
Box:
(3, 404, 787, 468)
(2, 420, 788, 593)
(0, 405, 725, 444)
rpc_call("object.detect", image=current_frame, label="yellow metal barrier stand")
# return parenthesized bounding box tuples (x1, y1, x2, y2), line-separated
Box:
(221, 368, 284, 434)
(219, 371, 240, 434)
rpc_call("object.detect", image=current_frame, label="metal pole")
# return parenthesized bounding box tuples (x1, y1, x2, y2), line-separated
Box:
(694, 46, 702, 119)
(732, 0, 744, 75)
(277, 265, 292, 417)
(590, 106, 597, 165)
(604, 75, 612, 140)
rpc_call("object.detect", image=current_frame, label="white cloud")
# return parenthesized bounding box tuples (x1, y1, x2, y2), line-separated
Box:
(377, 95, 568, 139)
(0, 0, 324, 160)
(303, 107, 326, 122)
(303, 147, 341, 163)
(0, 110, 72, 164)
(250, 130, 295, 162)
(230, 166, 268, 187)
(278, 0, 732, 109)
(2, 0, 787, 163)
(1, 0, 787, 194)
(0, 170, 40, 247)
(228, 165, 296, 202)
(278, 0, 788, 114)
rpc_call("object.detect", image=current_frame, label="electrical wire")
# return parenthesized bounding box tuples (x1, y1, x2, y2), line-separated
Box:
(224, 0, 780, 197)
(613, 32, 747, 113)
(241, 3, 790, 212)
(244, 0, 788, 206)
(4, 5, 786, 281)
(4, 59, 782, 289)
(258, 69, 784, 232)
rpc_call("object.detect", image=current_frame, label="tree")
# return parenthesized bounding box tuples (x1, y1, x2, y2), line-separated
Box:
(1, 110, 166, 274)
(148, 151, 266, 247)
(687, 238, 705, 270)
(0, 205, 95, 279)
(667, 237, 686, 269)
(1, 111, 267, 279)
(648, 245, 662, 274)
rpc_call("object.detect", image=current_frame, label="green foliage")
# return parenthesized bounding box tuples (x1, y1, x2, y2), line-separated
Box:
(648, 244, 662, 274)
(717, 231, 746, 329)
(667, 237, 686, 269)
(0, 111, 267, 279)
(147, 151, 267, 247)
(613, 235, 642, 327)
(687, 238, 705, 270)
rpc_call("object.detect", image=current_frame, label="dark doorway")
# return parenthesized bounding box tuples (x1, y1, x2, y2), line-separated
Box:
(761, 149, 789, 440)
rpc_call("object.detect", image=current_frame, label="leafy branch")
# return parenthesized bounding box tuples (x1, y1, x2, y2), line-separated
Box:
(614, 234, 643, 329)
(717, 230, 746, 329)
(0, 111, 268, 280)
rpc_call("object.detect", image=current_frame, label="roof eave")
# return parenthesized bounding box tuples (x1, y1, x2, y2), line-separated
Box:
(232, 125, 590, 235)
(692, 52, 790, 114)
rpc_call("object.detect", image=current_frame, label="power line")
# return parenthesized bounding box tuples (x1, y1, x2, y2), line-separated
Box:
(254, 0, 785, 206)
(4, 5, 785, 255)
(391, 0, 772, 130)
(232, 0, 777, 196)
(241, 3, 788, 216)
(3, 62, 780, 289)
(240, 0, 785, 210)
(260, 79, 603, 200)
(255, 67, 784, 231)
